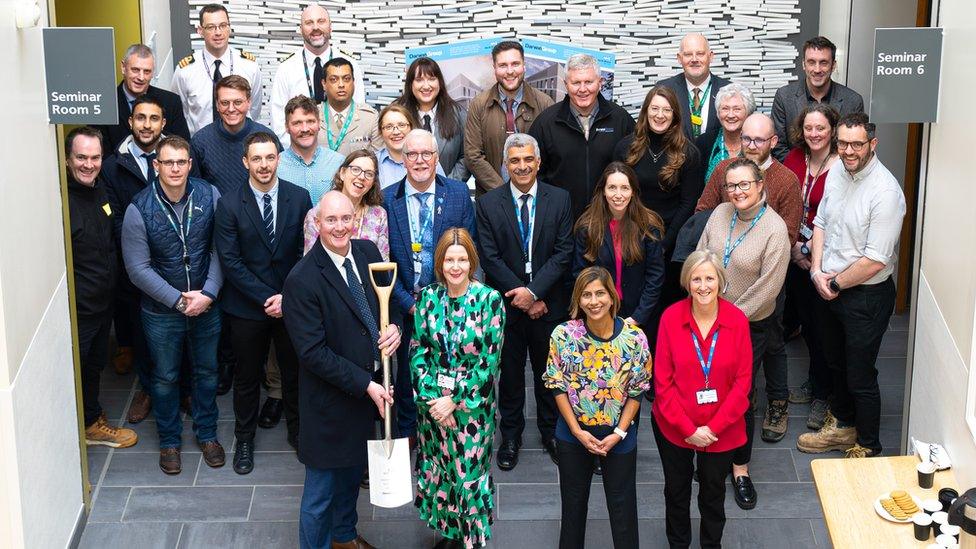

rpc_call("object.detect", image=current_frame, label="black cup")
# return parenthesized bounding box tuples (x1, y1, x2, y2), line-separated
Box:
(917, 462, 936, 489)
(939, 487, 958, 512)
(913, 512, 933, 541)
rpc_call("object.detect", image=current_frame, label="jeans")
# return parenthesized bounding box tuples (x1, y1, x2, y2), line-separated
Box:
(818, 278, 895, 453)
(78, 311, 112, 427)
(142, 306, 221, 448)
(299, 464, 363, 548)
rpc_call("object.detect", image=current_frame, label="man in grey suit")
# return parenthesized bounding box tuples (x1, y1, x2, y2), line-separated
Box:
(656, 33, 732, 158)
(772, 36, 864, 160)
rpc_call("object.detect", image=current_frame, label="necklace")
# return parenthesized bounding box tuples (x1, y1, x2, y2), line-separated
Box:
(648, 146, 665, 163)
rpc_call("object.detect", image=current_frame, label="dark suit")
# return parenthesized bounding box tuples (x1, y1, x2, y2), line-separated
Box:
(215, 179, 312, 442)
(771, 79, 864, 161)
(95, 83, 191, 153)
(383, 174, 476, 436)
(282, 238, 392, 547)
(657, 72, 733, 159)
(476, 181, 573, 443)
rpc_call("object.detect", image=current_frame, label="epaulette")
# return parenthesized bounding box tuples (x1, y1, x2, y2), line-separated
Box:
(337, 48, 355, 60)
(178, 54, 195, 69)
(240, 50, 256, 62)
(283, 51, 296, 62)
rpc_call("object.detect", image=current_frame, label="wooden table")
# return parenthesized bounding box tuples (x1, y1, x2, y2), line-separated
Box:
(811, 455, 959, 548)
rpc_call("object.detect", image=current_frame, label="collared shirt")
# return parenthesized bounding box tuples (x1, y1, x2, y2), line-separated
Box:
(805, 79, 834, 104)
(322, 240, 360, 285)
(278, 146, 343, 204)
(249, 178, 280, 230)
(759, 156, 774, 172)
(171, 46, 264, 135)
(686, 74, 713, 130)
(498, 84, 524, 115)
(509, 181, 538, 265)
(377, 147, 445, 190)
(405, 178, 436, 236)
(814, 155, 906, 284)
(418, 104, 438, 135)
(127, 139, 154, 181)
(122, 85, 138, 112)
(569, 102, 600, 139)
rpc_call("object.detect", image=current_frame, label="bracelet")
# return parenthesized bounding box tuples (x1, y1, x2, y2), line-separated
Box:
(613, 427, 628, 439)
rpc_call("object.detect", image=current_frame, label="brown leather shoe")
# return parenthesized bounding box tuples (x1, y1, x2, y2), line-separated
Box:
(113, 346, 133, 375)
(332, 536, 376, 549)
(199, 440, 225, 468)
(159, 447, 181, 474)
(127, 390, 152, 424)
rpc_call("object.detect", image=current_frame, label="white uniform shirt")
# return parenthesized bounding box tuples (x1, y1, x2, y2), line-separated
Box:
(171, 47, 263, 135)
(269, 44, 366, 148)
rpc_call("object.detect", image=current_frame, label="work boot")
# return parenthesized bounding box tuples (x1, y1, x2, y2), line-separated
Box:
(761, 399, 789, 442)
(796, 412, 856, 454)
(85, 414, 138, 448)
(112, 346, 133, 375)
(788, 380, 812, 404)
(806, 399, 830, 430)
(127, 390, 152, 424)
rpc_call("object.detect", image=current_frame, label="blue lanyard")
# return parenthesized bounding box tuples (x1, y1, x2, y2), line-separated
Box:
(691, 328, 719, 388)
(723, 203, 767, 267)
(511, 193, 535, 259)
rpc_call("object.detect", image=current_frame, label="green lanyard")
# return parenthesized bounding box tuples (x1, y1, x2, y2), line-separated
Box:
(323, 100, 355, 152)
(689, 81, 712, 135)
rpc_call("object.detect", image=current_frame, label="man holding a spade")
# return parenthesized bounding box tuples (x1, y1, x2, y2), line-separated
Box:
(283, 190, 401, 549)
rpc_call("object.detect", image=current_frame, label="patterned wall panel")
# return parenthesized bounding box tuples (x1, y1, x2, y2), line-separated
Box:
(186, 0, 802, 124)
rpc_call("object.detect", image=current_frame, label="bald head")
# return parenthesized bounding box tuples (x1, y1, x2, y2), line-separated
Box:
(316, 190, 354, 254)
(300, 4, 332, 54)
(677, 33, 713, 85)
(741, 113, 777, 165)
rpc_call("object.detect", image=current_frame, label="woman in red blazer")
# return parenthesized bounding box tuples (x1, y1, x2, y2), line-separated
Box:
(651, 250, 752, 549)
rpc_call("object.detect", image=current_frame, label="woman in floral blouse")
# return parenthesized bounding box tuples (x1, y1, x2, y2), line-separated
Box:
(543, 266, 651, 549)
(411, 228, 505, 549)
(302, 149, 389, 259)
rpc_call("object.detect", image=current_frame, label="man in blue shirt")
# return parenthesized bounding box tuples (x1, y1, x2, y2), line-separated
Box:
(277, 95, 344, 204)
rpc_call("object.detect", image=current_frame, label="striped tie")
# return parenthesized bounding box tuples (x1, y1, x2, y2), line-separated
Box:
(262, 193, 275, 247)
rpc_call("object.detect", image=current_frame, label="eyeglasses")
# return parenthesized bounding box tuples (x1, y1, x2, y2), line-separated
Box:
(217, 99, 247, 109)
(381, 122, 410, 133)
(647, 106, 673, 116)
(405, 151, 435, 162)
(158, 159, 190, 168)
(202, 23, 230, 33)
(723, 180, 760, 192)
(741, 135, 772, 146)
(344, 165, 376, 180)
(837, 140, 870, 152)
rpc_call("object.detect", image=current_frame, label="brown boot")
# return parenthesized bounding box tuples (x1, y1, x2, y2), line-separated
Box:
(761, 399, 789, 442)
(159, 447, 181, 474)
(796, 412, 856, 454)
(112, 346, 133, 375)
(127, 390, 152, 424)
(199, 440, 226, 468)
(85, 414, 138, 448)
(332, 536, 376, 549)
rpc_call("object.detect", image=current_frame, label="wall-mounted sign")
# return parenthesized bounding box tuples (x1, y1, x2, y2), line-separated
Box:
(42, 27, 118, 125)
(870, 27, 943, 123)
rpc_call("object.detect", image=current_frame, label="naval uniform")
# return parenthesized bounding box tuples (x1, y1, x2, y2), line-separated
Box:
(172, 47, 264, 135)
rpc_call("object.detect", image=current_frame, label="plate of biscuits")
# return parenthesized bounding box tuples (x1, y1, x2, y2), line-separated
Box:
(874, 490, 922, 522)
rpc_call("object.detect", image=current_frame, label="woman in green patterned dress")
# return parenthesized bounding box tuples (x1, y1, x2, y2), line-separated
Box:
(410, 228, 505, 549)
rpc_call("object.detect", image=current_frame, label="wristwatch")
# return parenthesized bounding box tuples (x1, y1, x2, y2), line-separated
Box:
(613, 427, 628, 439)
(829, 278, 842, 293)
(175, 297, 188, 313)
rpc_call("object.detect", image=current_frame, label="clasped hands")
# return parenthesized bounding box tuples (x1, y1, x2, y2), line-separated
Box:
(505, 286, 547, 319)
(427, 396, 458, 429)
(573, 429, 623, 456)
(684, 425, 718, 448)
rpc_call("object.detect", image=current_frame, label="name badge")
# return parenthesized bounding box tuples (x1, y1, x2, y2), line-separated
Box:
(437, 374, 456, 390)
(690, 114, 703, 126)
(799, 225, 814, 240)
(696, 388, 718, 405)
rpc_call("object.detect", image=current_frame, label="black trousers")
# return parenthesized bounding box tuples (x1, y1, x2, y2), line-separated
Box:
(227, 314, 300, 441)
(733, 290, 787, 466)
(786, 264, 831, 400)
(498, 313, 559, 443)
(817, 277, 894, 453)
(557, 439, 638, 549)
(79, 311, 113, 427)
(652, 415, 735, 549)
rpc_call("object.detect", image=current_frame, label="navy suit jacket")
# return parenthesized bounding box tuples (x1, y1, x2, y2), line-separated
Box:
(282, 239, 398, 469)
(657, 72, 732, 159)
(96, 83, 191, 153)
(214, 179, 312, 320)
(572, 226, 666, 326)
(383, 174, 476, 313)
(476, 181, 574, 323)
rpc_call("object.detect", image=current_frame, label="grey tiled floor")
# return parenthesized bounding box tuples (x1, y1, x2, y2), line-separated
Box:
(78, 316, 909, 548)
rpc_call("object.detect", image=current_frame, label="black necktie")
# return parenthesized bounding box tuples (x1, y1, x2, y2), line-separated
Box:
(313, 57, 324, 103)
(141, 152, 157, 185)
(262, 193, 275, 247)
(422, 114, 432, 132)
(519, 193, 531, 255)
(212, 59, 223, 123)
(343, 258, 380, 363)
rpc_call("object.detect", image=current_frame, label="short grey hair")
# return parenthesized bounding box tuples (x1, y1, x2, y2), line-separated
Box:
(402, 128, 438, 153)
(502, 133, 539, 164)
(566, 53, 600, 75)
(714, 82, 756, 115)
(122, 44, 154, 64)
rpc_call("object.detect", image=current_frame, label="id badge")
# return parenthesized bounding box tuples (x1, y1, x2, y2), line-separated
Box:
(799, 224, 814, 240)
(437, 374, 456, 390)
(696, 388, 718, 405)
(690, 114, 703, 126)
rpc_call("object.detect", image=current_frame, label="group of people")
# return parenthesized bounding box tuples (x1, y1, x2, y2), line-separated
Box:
(64, 3, 907, 549)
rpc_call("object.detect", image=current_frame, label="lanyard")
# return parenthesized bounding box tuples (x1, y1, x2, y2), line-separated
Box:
(801, 154, 831, 223)
(691, 328, 719, 388)
(723, 203, 767, 267)
(409, 193, 433, 253)
(323, 100, 356, 152)
(511, 193, 535, 260)
(152, 183, 194, 239)
(202, 49, 233, 84)
(689, 81, 712, 118)
(300, 49, 332, 99)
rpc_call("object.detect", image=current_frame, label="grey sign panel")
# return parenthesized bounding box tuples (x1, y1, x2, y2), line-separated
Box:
(43, 27, 117, 125)
(870, 27, 943, 123)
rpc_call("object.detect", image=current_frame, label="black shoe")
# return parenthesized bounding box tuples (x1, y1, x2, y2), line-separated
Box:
(496, 439, 520, 471)
(593, 459, 603, 476)
(360, 469, 369, 490)
(216, 363, 233, 396)
(542, 438, 559, 465)
(731, 474, 758, 510)
(233, 440, 254, 475)
(257, 397, 283, 428)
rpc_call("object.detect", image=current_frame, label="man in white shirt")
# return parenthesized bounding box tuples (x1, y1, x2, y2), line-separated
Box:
(171, 3, 263, 134)
(269, 3, 366, 146)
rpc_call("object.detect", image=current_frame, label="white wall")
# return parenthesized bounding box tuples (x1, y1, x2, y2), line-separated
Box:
(0, 0, 85, 546)
(908, 0, 976, 490)
(143, 0, 173, 88)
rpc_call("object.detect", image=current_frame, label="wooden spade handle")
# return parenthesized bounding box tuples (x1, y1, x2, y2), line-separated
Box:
(368, 262, 398, 444)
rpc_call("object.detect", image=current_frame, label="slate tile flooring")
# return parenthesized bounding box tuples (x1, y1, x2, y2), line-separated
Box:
(79, 316, 909, 548)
